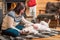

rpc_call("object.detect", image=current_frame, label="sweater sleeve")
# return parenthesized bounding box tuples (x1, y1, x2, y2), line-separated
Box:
(21, 16, 33, 25)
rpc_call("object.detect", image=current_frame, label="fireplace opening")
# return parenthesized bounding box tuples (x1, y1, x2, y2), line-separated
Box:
(7, 3, 11, 11)
(7, 2, 17, 12)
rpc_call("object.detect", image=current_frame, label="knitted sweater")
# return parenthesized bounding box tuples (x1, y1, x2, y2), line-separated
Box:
(2, 11, 33, 32)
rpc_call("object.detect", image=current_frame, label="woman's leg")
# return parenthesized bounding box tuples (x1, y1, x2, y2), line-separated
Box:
(16, 25, 24, 30)
(2, 28, 19, 37)
(2, 25, 24, 37)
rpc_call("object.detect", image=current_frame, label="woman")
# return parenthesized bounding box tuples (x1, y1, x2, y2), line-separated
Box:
(2, 3, 33, 37)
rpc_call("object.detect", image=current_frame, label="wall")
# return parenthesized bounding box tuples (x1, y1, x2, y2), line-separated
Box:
(26, 0, 59, 16)
(0, 0, 59, 16)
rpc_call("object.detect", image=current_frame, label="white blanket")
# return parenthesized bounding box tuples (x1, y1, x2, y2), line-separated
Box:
(22, 21, 51, 34)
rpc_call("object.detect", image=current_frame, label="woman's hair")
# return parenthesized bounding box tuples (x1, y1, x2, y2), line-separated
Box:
(13, 2, 25, 15)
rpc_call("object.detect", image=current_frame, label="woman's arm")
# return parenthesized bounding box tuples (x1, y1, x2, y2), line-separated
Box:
(8, 16, 21, 32)
(21, 16, 33, 25)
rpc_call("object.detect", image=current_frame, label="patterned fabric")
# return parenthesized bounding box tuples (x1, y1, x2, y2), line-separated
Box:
(16, 30, 60, 38)
(1, 29, 60, 40)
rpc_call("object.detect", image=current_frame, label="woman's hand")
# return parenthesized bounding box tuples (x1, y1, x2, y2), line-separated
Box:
(20, 30, 23, 33)
(32, 24, 38, 30)
(20, 30, 29, 34)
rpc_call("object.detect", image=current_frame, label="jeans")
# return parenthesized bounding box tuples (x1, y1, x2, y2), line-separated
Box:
(2, 25, 24, 37)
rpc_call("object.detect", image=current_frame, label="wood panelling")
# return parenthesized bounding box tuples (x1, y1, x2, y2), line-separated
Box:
(0, 0, 2, 2)
(36, 0, 58, 16)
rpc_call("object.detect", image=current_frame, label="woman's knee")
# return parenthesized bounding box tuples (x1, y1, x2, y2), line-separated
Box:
(16, 25, 24, 30)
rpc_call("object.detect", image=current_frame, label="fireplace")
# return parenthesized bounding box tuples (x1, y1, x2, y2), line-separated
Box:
(3, 0, 26, 14)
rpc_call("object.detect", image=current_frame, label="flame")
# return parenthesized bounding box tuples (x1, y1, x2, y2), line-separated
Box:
(10, 2, 17, 10)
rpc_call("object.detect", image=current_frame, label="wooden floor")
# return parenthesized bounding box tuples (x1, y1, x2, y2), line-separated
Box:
(32, 27, 60, 40)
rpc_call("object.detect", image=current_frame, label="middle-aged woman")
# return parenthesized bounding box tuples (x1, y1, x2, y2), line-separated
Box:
(2, 3, 33, 37)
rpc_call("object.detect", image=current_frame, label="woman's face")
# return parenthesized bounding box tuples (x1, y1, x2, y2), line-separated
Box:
(20, 8, 25, 14)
